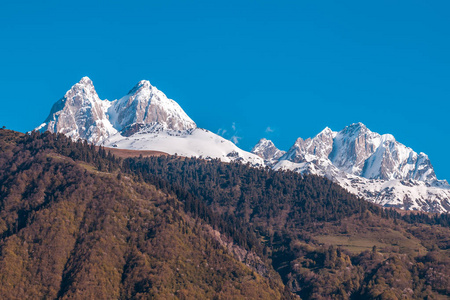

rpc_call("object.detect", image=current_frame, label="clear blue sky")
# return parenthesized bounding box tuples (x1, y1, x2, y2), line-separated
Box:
(1, 1, 449, 180)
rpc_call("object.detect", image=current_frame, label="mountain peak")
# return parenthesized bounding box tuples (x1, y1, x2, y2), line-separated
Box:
(294, 137, 304, 145)
(336, 122, 373, 143)
(64, 76, 98, 101)
(37, 76, 116, 144)
(344, 122, 368, 132)
(78, 76, 93, 85)
(128, 80, 152, 95)
(316, 127, 336, 138)
(350, 122, 366, 128)
(138, 79, 151, 86)
(419, 152, 428, 158)
(252, 138, 285, 165)
(111, 79, 196, 132)
(252, 138, 274, 150)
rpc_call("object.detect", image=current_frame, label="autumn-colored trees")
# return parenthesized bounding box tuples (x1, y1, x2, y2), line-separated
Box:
(0, 129, 449, 299)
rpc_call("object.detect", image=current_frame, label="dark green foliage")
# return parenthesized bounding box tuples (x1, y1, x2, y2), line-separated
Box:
(122, 156, 377, 226)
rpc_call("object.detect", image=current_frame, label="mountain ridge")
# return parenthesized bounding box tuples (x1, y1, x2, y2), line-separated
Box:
(35, 77, 450, 213)
(255, 124, 450, 212)
(36, 77, 263, 165)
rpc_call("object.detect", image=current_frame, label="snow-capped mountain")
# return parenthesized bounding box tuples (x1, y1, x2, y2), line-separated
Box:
(281, 123, 438, 182)
(251, 138, 285, 166)
(37, 77, 117, 144)
(37, 77, 263, 165)
(108, 80, 197, 134)
(329, 123, 437, 182)
(254, 123, 450, 213)
(37, 77, 449, 213)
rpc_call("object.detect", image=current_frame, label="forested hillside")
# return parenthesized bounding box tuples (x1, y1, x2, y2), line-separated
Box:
(0, 129, 289, 299)
(0, 129, 449, 299)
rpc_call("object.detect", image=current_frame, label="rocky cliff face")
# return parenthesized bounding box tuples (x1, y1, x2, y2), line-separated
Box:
(38, 77, 196, 143)
(280, 123, 438, 183)
(329, 123, 437, 182)
(283, 127, 336, 163)
(109, 80, 196, 134)
(251, 138, 285, 166)
(37, 77, 117, 144)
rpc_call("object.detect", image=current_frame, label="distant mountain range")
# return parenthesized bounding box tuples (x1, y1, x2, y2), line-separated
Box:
(36, 77, 450, 213)
(253, 124, 450, 213)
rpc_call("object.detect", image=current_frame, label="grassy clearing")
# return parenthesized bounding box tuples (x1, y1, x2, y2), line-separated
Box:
(315, 229, 427, 255)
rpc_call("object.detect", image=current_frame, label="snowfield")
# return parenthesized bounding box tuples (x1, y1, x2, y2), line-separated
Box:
(104, 127, 264, 165)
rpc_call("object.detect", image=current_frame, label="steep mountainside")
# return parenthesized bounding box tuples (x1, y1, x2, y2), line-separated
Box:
(108, 79, 196, 133)
(119, 154, 450, 300)
(0, 129, 288, 299)
(254, 123, 450, 213)
(1, 129, 449, 299)
(37, 77, 117, 144)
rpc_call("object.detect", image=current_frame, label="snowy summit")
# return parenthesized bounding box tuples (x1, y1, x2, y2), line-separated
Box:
(37, 77, 263, 165)
(252, 123, 450, 213)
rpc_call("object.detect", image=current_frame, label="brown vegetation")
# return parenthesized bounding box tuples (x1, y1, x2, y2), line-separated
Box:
(0, 130, 288, 299)
(0, 129, 449, 299)
(97, 146, 168, 159)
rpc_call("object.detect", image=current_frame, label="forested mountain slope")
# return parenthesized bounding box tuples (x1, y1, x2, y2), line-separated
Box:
(123, 154, 450, 299)
(0, 129, 449, 299)
(0, 129, 288, 299)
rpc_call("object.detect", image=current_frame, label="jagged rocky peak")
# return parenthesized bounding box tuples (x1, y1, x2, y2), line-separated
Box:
(281, 122, 440, 184)
(251, 138, 285, 164)
(303, 127, 337, 158)
(330, 123, 438, 182)
(128, 79, 152, 95)
(109, 79, 196, 134)
(340, 122, 369, 136)
(273, 123, 448, 212)
(37, 76, 116, 144)
(63, 76, 99, 105)
(360, 141, 438, 182)
(316, 126, 335, 137)
(282, 137, 306, 163)
(78, 75, 94, 86)
(37, 77, 198, 143)
(282, 127, 337, 163)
